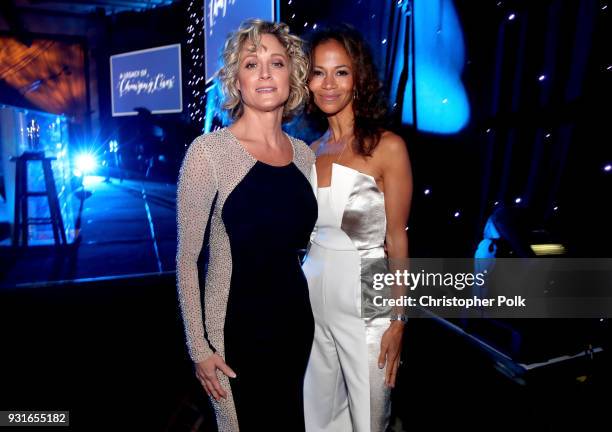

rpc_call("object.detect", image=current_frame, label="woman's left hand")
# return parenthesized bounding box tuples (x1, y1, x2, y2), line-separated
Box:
(378, 321, 405, 388)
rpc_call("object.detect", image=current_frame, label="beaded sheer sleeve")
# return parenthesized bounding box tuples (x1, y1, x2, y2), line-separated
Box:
(175, 128, 315, 431)
(176, 135, 218, 362)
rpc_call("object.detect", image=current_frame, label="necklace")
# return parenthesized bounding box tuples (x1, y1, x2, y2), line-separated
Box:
(326, 128, 351, 163)
(335, 138, 349, 163)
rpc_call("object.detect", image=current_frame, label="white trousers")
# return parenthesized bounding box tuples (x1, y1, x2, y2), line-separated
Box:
(303, 244, 391, 432)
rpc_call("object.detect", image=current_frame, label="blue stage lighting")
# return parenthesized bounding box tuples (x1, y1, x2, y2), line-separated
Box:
(391, 0, 471, 134)
(75, 153, 97, 174)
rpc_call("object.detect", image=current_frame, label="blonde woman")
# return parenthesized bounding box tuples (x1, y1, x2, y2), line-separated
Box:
(176, 20, 316, 431)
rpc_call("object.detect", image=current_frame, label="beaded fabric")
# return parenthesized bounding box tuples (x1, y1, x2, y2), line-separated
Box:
(176, 127, 315, 431)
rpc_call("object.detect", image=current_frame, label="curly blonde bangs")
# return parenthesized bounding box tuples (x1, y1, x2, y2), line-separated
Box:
(217, 19, 309, 121)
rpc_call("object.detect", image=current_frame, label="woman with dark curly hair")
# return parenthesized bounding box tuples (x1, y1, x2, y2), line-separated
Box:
(302, 27, 413, 432)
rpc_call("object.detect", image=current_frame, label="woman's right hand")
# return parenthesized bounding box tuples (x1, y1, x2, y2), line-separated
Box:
(195, 353, 237, 401)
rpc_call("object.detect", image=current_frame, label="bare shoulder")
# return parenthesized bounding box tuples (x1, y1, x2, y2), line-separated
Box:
(378, 130, 407, 153)
(373, 130, 409, 165)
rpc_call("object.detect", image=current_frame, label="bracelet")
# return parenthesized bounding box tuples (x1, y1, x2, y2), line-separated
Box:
(390, 314, 408, 323)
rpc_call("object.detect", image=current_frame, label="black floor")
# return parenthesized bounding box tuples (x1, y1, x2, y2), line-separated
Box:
(1, 273, 609, 431)
(0, 273, 226, 431)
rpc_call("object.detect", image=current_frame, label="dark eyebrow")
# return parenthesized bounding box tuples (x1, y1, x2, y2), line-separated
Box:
(312, 64, 351, 69)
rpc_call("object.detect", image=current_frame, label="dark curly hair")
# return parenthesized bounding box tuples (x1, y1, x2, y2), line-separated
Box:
(307, 26, 389, 156)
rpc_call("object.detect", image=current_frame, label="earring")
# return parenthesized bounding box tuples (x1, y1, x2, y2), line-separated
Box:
(353, 88, 358, 100)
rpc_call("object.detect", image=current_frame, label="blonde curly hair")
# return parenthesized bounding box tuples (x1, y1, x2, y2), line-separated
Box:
(217, 19, 309, 121)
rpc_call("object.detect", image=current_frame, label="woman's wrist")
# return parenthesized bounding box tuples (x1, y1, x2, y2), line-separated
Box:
(389, 320, 406, 330)
(389, 313, 408, 324)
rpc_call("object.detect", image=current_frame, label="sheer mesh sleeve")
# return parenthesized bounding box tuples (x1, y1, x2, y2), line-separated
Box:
(176, 137, 218, 363)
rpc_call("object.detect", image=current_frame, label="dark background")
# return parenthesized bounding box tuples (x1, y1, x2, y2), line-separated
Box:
(1, 0, 610, 430)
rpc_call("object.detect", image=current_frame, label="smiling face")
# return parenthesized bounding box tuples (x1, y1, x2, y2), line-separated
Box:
(235, 33, 291, 115)
(309, 39, 355, 117)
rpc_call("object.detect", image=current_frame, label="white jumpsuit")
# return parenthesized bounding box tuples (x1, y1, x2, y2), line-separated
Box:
(303, 163, 392, 432)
